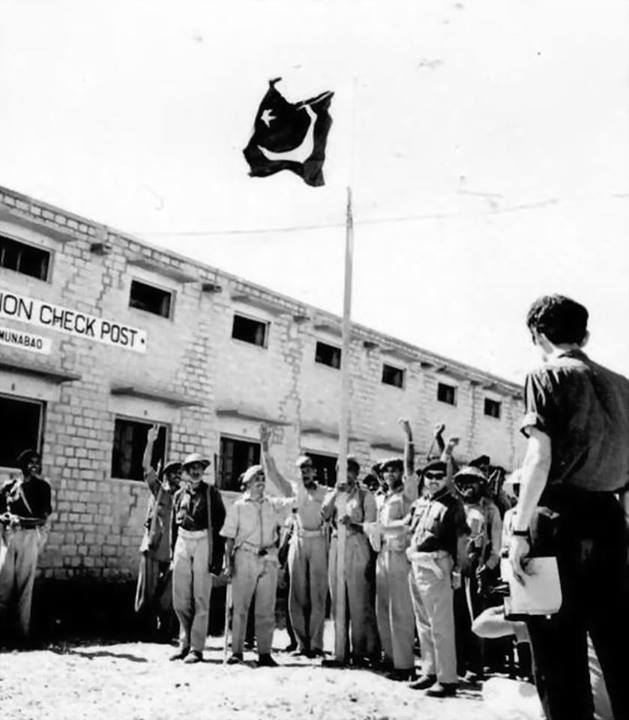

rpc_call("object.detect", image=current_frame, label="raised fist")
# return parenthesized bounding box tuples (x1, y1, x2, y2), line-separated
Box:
(434, 423, 446, 437)
(147, 425, 159, 443)
(259, 424, 272, 445)
(398, 418, 412, 436)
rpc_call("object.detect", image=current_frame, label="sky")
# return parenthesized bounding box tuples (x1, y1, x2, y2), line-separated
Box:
(1, 0, 628, 383)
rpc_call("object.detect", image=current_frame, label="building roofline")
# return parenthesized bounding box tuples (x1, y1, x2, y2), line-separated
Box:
(0, 184, 522, 396)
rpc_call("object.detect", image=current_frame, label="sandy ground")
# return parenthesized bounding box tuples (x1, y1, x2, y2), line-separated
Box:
(0, 624, 488, 720)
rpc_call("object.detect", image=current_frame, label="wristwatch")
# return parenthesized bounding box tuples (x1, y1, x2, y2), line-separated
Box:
(512, 529, 530, 538)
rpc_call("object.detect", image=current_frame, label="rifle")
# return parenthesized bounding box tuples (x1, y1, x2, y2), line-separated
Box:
(223, 581, 232, 664)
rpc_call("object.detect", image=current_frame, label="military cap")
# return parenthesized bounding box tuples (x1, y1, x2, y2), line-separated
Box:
(296, 455, 313, 469)
(380, 457, 404, 472)
(470, 455, 491, 468)
(421, 459, 447, 475)
(454, 465, 487, 484)
(182, 453, 211, 470)
(241, 464, 264, 485)
(162, 460, 182, 476)
(336, 455, 360, 474)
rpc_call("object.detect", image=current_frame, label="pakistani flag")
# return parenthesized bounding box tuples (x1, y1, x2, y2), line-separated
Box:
(243, 78, 333, 187)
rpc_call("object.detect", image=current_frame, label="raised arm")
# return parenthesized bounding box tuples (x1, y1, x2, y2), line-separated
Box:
(143, 425, 160, 495)
(260, 425, 294, 498)
(442, 436, 460, 487)
(399, 418, 415, 478)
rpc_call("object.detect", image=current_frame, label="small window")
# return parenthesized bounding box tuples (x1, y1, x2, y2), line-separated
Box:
(111, 418, 167, 480)
(129, 279, 172, 318)
(484, 398, 501, 419)
(218, 436, 261, 492)
(315, 341, 341, 369)
(437, 382, 457, 405)
(232, 314, 268, 347)
(305, 452, 337, 488)
(382, 363, 405, 388)
(0, 394, 45, 468)
(0, 235, 50, 281)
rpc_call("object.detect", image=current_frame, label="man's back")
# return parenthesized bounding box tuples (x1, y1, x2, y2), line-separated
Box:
(523, 348, 629, 492)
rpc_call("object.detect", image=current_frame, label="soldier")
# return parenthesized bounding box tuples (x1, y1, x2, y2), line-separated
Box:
(170, 453, 226, 664)
(407, 459, 470, 697)
(321, 456, 379, 667)
(0, 449, 52, 645)
(221, 463, 295, 667)
(134, 425, 181, 640)
(261, 428, 328, 658)
(374, 418, 419, 681)
(453, 464, 502, 681)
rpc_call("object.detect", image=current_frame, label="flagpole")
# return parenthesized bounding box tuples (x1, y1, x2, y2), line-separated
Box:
(334, 185, 354, 663)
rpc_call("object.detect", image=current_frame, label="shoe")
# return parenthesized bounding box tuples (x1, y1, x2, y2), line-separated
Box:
(284, 642, 298, 652)
(169, 647, 190, 661)
(257, 654, 278, 667)
(321, 658, 347, 668)
(409, 674, 437, 690)
(385, 668, 416, 682)
(425, 682, 458, 698)
(464, 670, 486, 684)
(290, 647, 310, 657)
(309, 648, 325, 658)
(226, 653, 244, 665)
(183, 650, 203, 664)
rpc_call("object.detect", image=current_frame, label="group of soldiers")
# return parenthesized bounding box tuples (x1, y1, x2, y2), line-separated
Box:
(134, 419, 516, 698)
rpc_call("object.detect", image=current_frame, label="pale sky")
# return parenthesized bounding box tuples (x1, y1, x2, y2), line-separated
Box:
(1, 0, 628, 383)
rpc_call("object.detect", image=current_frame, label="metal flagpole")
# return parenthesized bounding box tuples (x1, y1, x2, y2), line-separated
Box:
(333, 185, 354, 663)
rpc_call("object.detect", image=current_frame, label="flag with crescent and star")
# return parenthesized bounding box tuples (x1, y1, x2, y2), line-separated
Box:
(243, 78, 334, 187)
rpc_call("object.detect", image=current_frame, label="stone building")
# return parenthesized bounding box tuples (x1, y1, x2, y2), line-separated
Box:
(0, 184, 524, 585)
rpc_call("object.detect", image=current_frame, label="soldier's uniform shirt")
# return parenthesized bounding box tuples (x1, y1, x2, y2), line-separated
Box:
(410, 487, 468, 558)
(173, 483, 209, 531)
(221, 492, 295, 656)
(0, 476, 51, 521)
(293, 483, 328, 530)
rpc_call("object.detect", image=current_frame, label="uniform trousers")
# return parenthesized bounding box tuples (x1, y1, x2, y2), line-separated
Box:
(409, 554, 458, 684)
(328, 533, 379, 661)
(375, 547, 415, 670)
(0, 527, 40, 638)
(288, 533, 327, 652)
(172, 533, 212, 653)
(231, 548, 278, 655)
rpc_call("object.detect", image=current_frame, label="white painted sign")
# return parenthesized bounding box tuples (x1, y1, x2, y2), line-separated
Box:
(0, 290, 147, 353)
(0, 325, 52, 354)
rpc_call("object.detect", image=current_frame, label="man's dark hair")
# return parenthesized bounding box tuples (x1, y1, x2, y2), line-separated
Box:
(526, 294, 589, 345)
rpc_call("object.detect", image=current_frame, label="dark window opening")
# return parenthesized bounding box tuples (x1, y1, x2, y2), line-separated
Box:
(129, 279, 172, 318)
(112, 418, 167, 480)
(305, 452, 337, 488)
(218, 436, 261, 492)
(231, 314, 268, 347)
(0, 235, 50, 281)
(0, 394, 44, 468)
(437, 382, 457, 405)
(315, 341, 341, 369)
(382, 363, 405, 388)
(484, 398, 501, 419)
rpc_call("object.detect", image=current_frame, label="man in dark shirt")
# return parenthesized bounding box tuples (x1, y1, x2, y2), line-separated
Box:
(508, 294, 629, 720)
(0, 449, 52, 643)
(407, 459, 469, 697)
(170, 453, 225, 664)
(134, 425, 181, 640)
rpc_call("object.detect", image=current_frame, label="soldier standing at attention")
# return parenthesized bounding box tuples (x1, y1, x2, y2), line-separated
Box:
(321, 456, 379, 667)
(407, 459, 469, 697)
(0, 449, 52, 645)
(221, 462, 295, 667)
(374, 418, 419, 681)
(260, 426, 329, 658)
(134, 425, 181, 640)
(170, 453, 226, 664)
